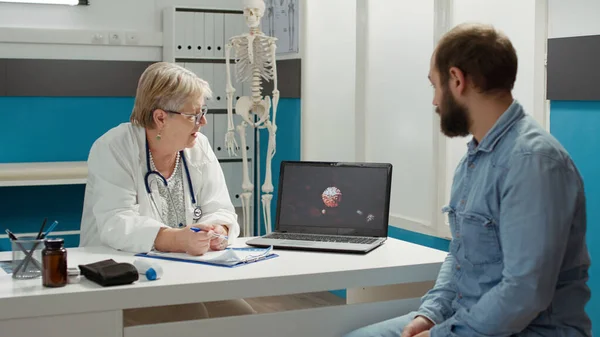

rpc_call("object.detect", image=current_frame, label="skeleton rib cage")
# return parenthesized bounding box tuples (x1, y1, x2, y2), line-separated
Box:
(231, 35, 277, 84)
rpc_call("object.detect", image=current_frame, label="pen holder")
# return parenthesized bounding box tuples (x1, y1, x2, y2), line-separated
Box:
(11, 236, 44, 279)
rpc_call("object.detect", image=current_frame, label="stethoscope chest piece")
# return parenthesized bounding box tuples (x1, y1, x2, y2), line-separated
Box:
(193, 206, 202, 221)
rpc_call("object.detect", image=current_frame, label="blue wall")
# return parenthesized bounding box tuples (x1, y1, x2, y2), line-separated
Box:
(0, 97, 133, 163)
(550, 100, 600, 334)
(0, 97, 132, 251)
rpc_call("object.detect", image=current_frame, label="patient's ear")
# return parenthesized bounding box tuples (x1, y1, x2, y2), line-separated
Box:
(448, 66, 466, 96)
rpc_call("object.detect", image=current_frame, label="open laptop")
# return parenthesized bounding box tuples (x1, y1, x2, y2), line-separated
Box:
(246, 161, 393, 254)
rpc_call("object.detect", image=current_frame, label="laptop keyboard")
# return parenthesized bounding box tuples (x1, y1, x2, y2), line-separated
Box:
(264, 233, 379, 244)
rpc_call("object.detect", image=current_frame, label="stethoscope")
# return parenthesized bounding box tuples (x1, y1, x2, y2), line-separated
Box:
(144, 139, 203, 227)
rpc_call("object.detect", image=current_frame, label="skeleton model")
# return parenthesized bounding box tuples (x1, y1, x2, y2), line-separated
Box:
(225, 0, 279, 236)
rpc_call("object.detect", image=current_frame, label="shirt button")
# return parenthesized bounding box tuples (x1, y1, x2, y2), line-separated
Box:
(456, 264, 461, 270)
(469, 163, 475, 169)
(458, 293, 463, 299)
(460, 199, 466, 205)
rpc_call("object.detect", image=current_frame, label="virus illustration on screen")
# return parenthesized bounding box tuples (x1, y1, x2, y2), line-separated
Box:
(367, 214, 375, 222)
(322, 186, 342, 208)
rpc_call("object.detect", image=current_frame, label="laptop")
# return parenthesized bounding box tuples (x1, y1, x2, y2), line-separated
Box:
(246, 161, 393, 254)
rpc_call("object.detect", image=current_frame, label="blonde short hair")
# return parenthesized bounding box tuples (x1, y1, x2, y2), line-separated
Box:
(130, 62, 212, 128)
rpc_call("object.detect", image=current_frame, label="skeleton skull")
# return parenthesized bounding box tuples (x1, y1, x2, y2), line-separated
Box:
(243, 0, 266, 28)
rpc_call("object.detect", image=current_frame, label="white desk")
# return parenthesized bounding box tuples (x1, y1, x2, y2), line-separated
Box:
(0, 237, 446, 337)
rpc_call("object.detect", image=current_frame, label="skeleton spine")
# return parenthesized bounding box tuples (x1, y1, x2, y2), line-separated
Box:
(252, 66, 262, 104)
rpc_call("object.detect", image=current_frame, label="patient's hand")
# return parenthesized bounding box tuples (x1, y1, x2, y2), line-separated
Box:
(401, 316, 434, 337)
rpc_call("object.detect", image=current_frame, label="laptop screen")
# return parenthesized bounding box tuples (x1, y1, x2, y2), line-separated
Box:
(275, 161, 392, 237)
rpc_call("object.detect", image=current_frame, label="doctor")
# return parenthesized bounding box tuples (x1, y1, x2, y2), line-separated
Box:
(80, 62, 239, 254)
(80, 62, 255, 324)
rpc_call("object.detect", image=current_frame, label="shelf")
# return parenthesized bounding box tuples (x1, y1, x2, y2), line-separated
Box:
(175, 57, 235, 64)
(0, 161, 88, 187)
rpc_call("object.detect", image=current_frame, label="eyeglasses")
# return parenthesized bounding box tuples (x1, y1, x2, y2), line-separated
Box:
(164, 105, 208, 125)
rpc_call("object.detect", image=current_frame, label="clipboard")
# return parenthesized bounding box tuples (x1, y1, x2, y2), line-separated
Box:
(134, 247, 278, 268)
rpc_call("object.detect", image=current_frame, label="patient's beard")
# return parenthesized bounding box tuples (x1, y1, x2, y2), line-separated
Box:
(437, 86, 471, 138)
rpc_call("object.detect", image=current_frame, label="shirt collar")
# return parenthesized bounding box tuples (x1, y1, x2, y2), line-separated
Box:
(467, 99, 525, 154)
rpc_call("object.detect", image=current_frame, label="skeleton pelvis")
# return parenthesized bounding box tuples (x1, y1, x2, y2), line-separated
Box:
(235, 96, 271, 126)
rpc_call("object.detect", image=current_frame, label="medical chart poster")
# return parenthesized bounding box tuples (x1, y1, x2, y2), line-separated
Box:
(262, 0, 299, 54)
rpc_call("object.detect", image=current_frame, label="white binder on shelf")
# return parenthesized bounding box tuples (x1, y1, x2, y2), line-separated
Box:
(212, 113, 227, 158)
(174, 12, 186, 58)
(193, 12, 205, 58)
(185, 62, 201, 78)
(212, 63, 226, 109)
(183, 12, 195, 58)
(202, 113, 214, 148)
(204, 12, 215, 58)
(224, 13, 239, 59)
(213, 13, 225, 58)
(201, 63, 215, 108)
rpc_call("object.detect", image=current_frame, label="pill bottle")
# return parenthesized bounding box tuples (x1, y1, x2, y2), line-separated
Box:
(133, 258, 163, 280)
(42, 238, 67, 287)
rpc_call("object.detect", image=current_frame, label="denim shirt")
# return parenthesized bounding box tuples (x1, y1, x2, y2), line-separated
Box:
(417, 100, 592, 337)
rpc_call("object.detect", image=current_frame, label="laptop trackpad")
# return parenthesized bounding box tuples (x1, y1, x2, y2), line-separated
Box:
(282, 240, 314, 246)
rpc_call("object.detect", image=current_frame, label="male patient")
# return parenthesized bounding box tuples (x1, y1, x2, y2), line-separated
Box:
(346, 23, 591, 337)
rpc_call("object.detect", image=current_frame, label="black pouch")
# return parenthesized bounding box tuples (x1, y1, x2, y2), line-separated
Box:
(78, 259, 139, 287)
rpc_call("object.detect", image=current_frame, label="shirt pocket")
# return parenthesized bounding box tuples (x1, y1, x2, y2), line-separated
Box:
(458, 211, 502, 265)
(442, 205, 456, 231)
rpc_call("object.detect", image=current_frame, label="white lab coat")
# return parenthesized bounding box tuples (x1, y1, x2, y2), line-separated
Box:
(79, 122, 240, 253)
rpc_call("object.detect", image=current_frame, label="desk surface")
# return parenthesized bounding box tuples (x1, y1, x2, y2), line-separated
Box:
(0, 237, 447, 321)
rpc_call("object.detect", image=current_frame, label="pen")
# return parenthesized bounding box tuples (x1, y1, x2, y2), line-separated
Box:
(190, 227, 229, 240)
(5, 229, 19, 241)
(42, 221, 59, 238)
(36, 218, 47, 240)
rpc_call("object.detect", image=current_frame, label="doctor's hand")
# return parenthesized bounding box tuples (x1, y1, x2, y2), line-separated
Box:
(209, 225, 229, 251)
(177, 224, 214, 256)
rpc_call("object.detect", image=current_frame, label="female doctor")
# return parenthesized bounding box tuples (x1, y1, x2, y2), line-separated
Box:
(79, 62, 256, 324)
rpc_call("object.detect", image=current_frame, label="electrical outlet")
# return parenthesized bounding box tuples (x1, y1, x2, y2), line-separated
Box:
(125, 32, 139, 45)
(91, 33, 105, 44)
(108, 32, 122, 45)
